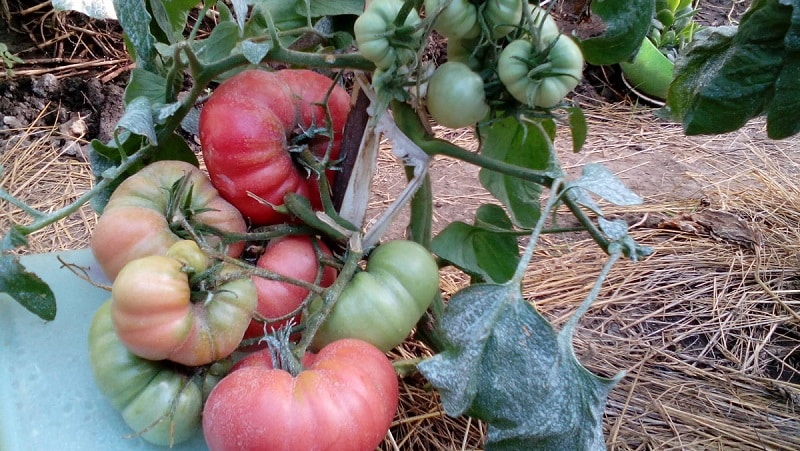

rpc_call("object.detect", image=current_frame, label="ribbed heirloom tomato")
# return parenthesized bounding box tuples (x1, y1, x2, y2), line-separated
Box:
(90, 160, 247, 280)
(199, 69, 350, 225)
(311, 240, 440, 352)
(88, 300, 209, 446)
(202, 339, 399, 451)
(111, 240, 257, 366)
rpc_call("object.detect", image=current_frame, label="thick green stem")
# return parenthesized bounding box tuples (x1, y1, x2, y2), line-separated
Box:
(293, 236, 364, 358)
(405, 167, 433, 248)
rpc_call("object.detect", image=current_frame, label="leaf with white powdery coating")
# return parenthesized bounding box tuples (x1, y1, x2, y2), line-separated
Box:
(418, 282, 622, 450)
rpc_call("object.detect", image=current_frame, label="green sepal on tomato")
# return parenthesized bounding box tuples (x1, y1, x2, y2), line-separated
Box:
(310, 240, 440, 353)
(90, 160, 247, 281)
(202, 339, 399, 451)
(110, 240, 257, 367)
(88, 300, 211, 446)
(243, 235, 337, 345)
(199, 69, 350, 226)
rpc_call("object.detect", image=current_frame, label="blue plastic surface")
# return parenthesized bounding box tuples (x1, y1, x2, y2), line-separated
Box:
(0, 249, 208, 450)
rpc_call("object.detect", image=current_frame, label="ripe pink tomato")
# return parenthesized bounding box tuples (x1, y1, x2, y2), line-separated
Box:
(203, 339, 399, 451)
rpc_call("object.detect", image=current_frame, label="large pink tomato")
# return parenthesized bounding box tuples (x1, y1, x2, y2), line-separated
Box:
(199, 69, 351, 226)
(203, 339, 399, 451)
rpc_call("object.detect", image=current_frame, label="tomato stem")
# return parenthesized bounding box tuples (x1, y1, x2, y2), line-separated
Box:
(293, 235, 365, 357)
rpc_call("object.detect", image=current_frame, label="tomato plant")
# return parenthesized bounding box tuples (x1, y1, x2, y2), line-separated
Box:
(90, 160, 247, 281)
(88, 300, 210, 446)
(6, 0, 793, 449)
(243, 235, 337, 343)
(498, 35, 585, 108)
(310, 240, 440, 352)
(111, 240, 257, 366)
(354, 0, 423, 69)
(426, 61, 490, 128)
(203, 339, 399, 451)
(199, 69, 350, 226)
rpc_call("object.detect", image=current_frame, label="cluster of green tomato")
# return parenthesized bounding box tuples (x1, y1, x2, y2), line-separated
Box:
(355, 0, 585, 128)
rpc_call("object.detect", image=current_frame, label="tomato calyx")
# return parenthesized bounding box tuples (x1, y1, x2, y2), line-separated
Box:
(163, 174, 218, 242)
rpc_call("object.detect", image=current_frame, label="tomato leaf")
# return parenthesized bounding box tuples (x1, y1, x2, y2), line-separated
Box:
(564, 106, 587, 153)
(123, 68, 167, 105)
(432, 205, 520, 283)
(478, 117, 554, 229)
(148, 0, 197, 44)
(667, 1, 796, 138)
(572, 163, 643, 207)
(113, 0, 158, 72)
(579, 0, 655, 65)
(0, 254, 56, 321)
(418, 282, 622, 449)
(241, 40, 273, 65)
(192, 21, 240, 65)
(117, 96, 157, 144)
(767, 5, 800, 139)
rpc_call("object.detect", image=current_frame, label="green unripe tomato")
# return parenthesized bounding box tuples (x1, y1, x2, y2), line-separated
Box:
(425, 0, 480, 39)
(354, 0, 423, 69)
(426, 61, 490, 128)
(529, 5, 560, 42)
(498, 36, 584, 108)
(484, 0, 523, 39)
(310, 240, 440, 353)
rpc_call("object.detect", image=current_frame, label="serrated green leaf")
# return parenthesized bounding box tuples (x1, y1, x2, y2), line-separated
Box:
(117, 97, 157, 144)
(478, 117, 553, 229)
(114, 0, 158, 72)
(418, 283, 622, 450)
(123, 68, 167, 105)
(432, 205, 519, 283)
(667, 1, 795, 138)
(148, 0, 197, 44)
(194, 21, 240, 65)
(0, 254, 56, 321)
(241, 40, 272, 64)
(574, 163, 642, 206)
(580, 0, 655, 65)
